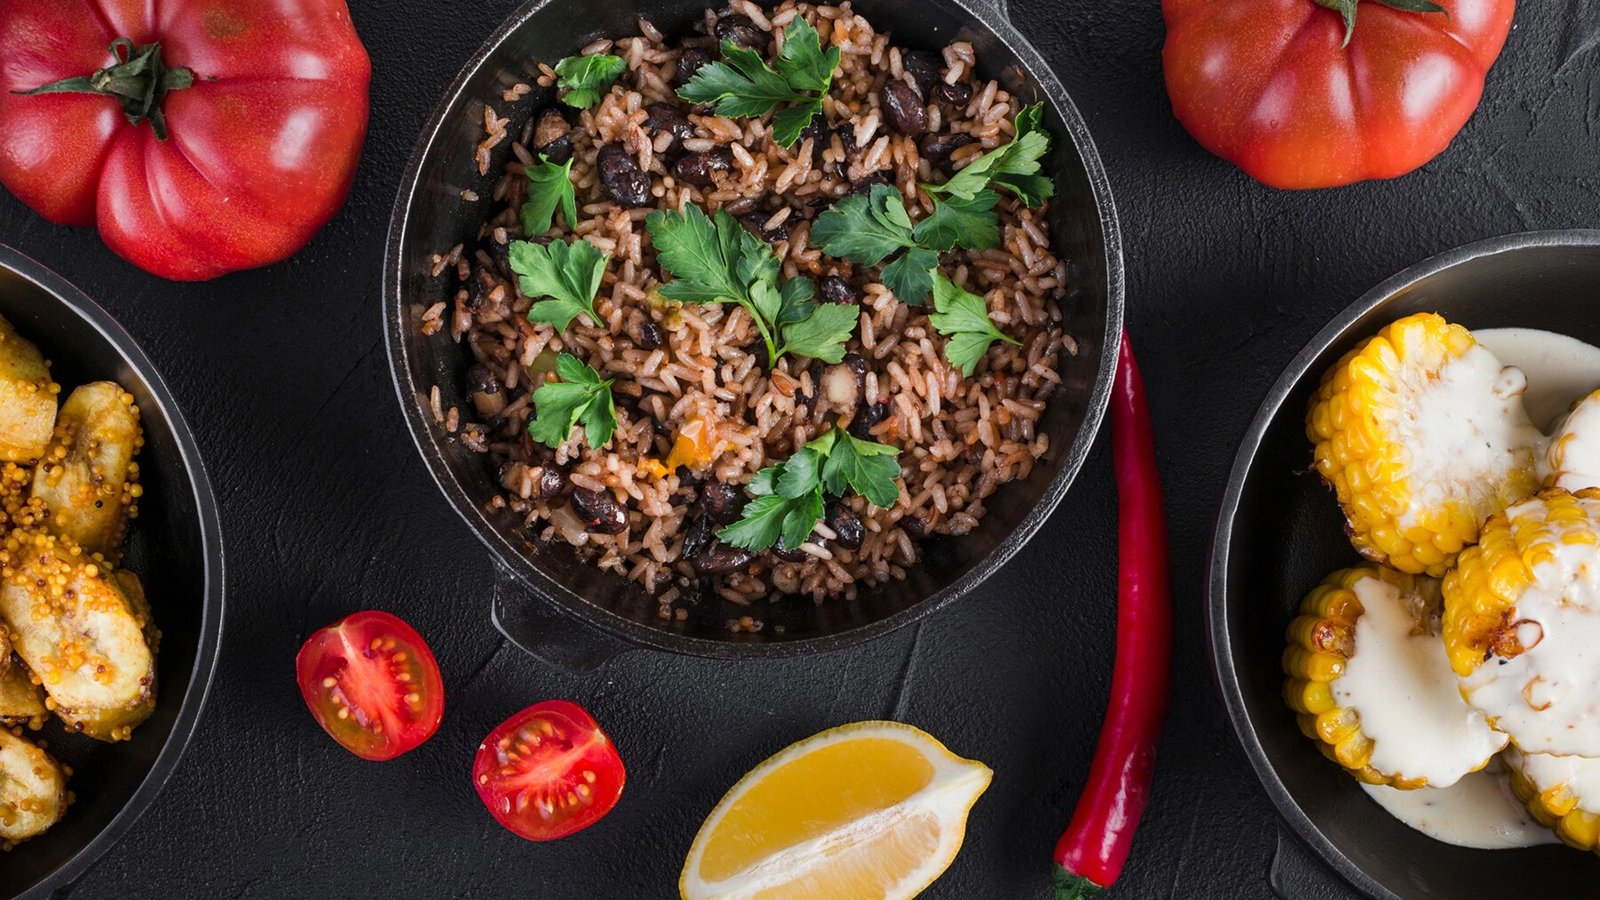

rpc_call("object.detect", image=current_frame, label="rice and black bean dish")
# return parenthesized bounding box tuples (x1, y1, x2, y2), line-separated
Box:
(425, 0, 1075, 618)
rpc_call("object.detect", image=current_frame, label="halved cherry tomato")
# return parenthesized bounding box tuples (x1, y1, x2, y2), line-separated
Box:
(295, 611, 444, 761)
(472, 700, 626, 841)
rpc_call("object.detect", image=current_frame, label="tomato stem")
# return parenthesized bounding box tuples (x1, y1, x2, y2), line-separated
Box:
(14, 38, 193, 141)
(1313, 0, 1449, 47)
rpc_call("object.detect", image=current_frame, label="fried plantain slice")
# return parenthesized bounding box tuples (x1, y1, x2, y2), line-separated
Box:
(0, 658, 46, 731)
(0, 727, 66, 845)
(30, 383, 142, 562)
(0, 317, 57, 464)
(0, 530, 155, 742)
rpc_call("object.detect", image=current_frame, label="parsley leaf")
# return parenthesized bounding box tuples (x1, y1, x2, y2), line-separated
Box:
(811, 183, 941, 306)
(528, 353, 617, 449)
(911, 190, 999, 252)
(553, 54, 627, 110)
(717, 428, 901, 552)
(677, 18, 840, 147)
(924, 102, 1053, 207)
(509, 238, 610, 332)
(928, 274, 1021, 377)
(520, 155, 578, 236)
(646, 203, 854, 363)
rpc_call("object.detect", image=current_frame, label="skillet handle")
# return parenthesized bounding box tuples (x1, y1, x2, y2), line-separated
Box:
(489, 561, 633, 673)
(961, 0, 1011, 26)
(1270, 828, 1366, 900)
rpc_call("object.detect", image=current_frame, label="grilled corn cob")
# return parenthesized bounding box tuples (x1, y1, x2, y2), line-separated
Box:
(1506, 746, 1600, 852)
(1443, 488, 1600, 756)
(30, 382, 142, 562)
(0, 727, 66, 846)
(1543, 389, 1600, 493)
(1284, 565, 1505, 788)
(0, 315, 57, 463)
(1307, 313, 1543, 577)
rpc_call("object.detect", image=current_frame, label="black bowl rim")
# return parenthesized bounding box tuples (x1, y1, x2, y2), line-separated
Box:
(1205, 228, 1600, 900)
(383, 0, 1125, 659)
(0, 244, 226, 899)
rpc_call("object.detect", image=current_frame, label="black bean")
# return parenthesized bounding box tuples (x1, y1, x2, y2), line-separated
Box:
(849, 401, 889, 440)
(739, 210, 787, 244)
(596, 144, 650, 208)
(571, 488, 628, 534)
(673, 147, 733, 188)
(537, 466, 567, 500)
(934, 81, 973, 107)
(772, 543, 810, 563)
(488, 240, 515, 282)
(681, 515, 712, 562)
(714, 14, 767, 52)
(674, 48, 711, 88)
(902, 516, 929, 540)
(920, 132, 977, 166)
(828, 504, 864, 550)
(645, 102, 695, 152)
(466, 364, 505, 418)
(700, 481, 743, 524)
(693, 540, 755, 574)
(881, 80, 927, 137)
(846, 171, 889, 197)
(819, 275, 860, 306)
(636, 318, 663, 351)
(798, 113, 830, 159)
(900, 50, 941, 99)
(533, 109, 573, 165)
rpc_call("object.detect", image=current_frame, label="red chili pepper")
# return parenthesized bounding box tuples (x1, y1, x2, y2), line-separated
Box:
(1052, 333, 1172, 899)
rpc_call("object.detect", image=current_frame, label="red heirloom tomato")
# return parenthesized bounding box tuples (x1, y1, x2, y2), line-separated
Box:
(1162, 0, 1515, 189)
(0, 0, 371, 280)
(296, 611, 445, 762)
(472, 700, 626, 841)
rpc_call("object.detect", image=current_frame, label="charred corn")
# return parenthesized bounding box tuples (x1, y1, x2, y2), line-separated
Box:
(1284, 565, 1504, 789)
(1443, 488, 1600, 756)
(1307, 313, 1543, 577)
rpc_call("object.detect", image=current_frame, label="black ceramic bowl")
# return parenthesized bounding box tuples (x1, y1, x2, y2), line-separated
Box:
(385, 0, 1122, 665)
(0, 246, 223, 900)
(1210, 230, 1600, 899)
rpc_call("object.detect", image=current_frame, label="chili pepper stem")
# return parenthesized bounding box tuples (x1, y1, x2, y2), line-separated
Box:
(1052, 864, 1107, 900)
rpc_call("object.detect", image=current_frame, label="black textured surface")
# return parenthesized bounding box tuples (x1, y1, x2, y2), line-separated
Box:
(0, 0, 1593, 897)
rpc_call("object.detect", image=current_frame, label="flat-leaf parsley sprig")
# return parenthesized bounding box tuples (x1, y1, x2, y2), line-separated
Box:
(528, 353, 618, 449)
(809, 183, 943, 305)
(520, 154, 578, 236)
(718, 427, 902, 552)
(553, 54, 627, 110)
(508, 238, 610, 332)
(645, 203, 858, 364)
(677, 17, 841, 148)
(924, 102, 1054, 208)
(928, 274, 1020, 377)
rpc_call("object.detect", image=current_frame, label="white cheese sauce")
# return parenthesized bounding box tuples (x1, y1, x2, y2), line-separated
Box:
(1542, 390, 1600, 493)
(1475, 328, 1600, 430)
(1333, 574, 1505, 786)
(1458, 493, 1600, 757)
(1361, 762, 1558, 849)
(1397, 341, 1542, 532)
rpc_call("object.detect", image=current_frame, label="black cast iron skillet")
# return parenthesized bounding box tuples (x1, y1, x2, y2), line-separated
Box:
(1210, 230, 1600, 899)
(0, 245, 223, 900)
(385, 0, 1122, 667)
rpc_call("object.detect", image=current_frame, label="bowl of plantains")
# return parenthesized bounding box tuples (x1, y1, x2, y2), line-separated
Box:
(0, 245, 222, 899)
(384, 0, 1123, 666)
(1209, 230, 1600, 899)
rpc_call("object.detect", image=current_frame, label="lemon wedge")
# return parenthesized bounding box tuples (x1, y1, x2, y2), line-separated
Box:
(680, 721, 992, 900)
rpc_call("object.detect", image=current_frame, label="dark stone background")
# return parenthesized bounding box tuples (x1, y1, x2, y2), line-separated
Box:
(0, 0, 1594, 897)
